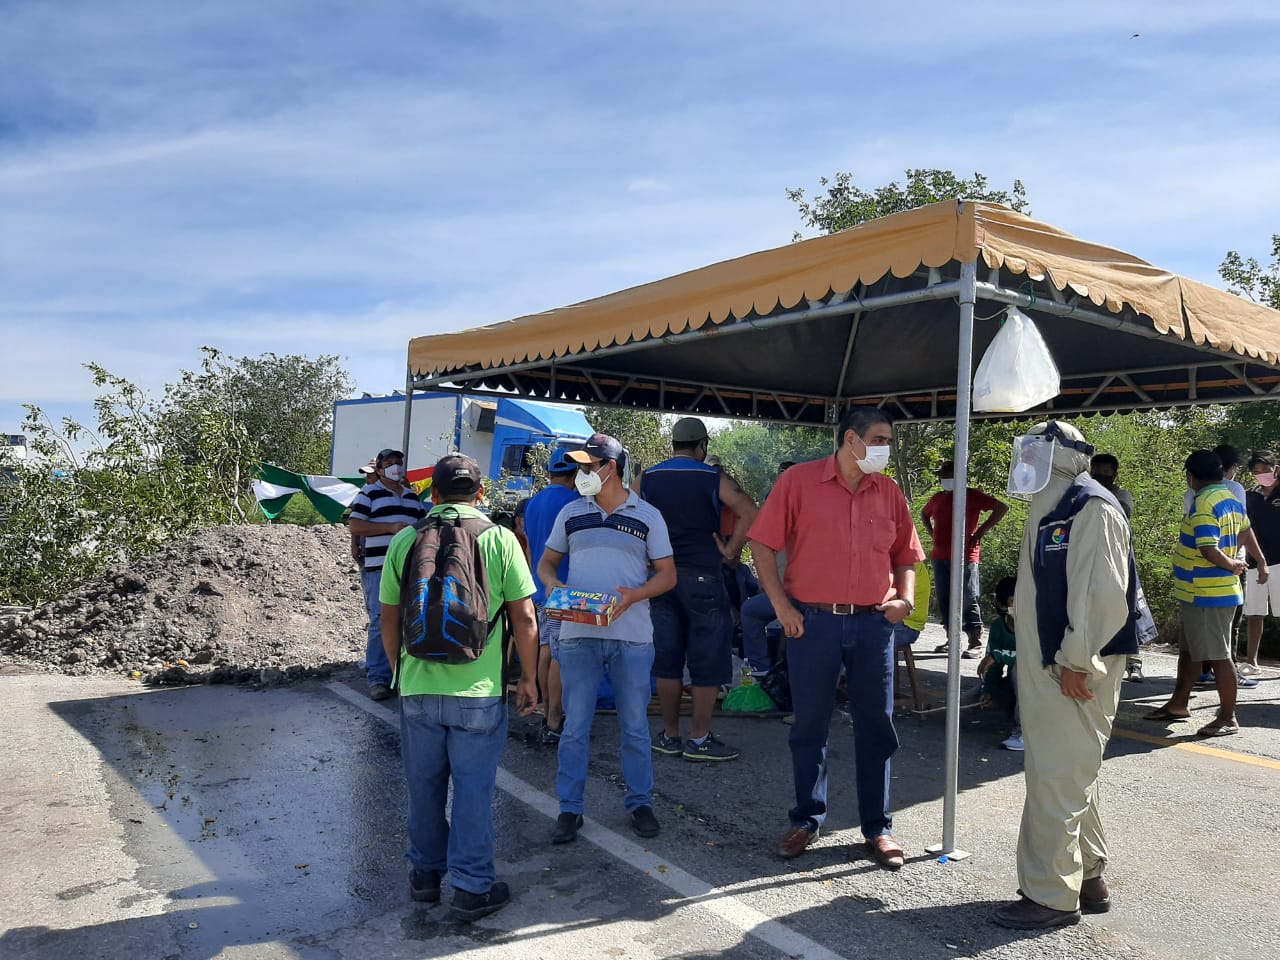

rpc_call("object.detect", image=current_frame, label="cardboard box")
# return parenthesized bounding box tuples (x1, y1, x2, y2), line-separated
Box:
(544, 586, 621, 627)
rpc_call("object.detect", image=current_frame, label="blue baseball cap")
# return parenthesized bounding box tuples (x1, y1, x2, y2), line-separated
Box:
(548, 448, 579, 474)
(566, 433, 626, 467)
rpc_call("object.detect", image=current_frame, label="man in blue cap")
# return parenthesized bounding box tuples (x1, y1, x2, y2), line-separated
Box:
(523, 447, 584, 744)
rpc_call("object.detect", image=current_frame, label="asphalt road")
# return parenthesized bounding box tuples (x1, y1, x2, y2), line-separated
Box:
(1, 630, 1276, 960)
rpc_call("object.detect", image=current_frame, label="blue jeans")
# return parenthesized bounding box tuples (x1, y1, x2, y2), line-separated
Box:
(741, 592, 777, 674)
(362, 568, 392, 687)
(399, 694, 508, 894)
(932, 559, 983, 635)
(787, 609, 898, 839)
(557, 638, 656, 814)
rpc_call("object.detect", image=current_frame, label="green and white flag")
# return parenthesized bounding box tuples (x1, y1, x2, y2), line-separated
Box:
(253, 463, 366, 523)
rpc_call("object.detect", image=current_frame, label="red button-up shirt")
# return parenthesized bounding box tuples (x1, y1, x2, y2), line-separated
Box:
(748, 455, 925, 606)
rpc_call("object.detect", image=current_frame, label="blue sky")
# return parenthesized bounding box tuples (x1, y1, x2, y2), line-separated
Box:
(3, 1, 1279, 446)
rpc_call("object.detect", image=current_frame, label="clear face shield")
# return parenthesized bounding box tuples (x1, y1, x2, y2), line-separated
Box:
(1007, 421, 1094, 498)
(1008, 433, 1056, 497)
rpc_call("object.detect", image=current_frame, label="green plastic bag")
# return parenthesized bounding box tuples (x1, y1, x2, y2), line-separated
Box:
(722, 682, 776, 713)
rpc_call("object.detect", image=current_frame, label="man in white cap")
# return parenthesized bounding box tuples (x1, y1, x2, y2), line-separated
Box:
(994, 421, 1139, 929)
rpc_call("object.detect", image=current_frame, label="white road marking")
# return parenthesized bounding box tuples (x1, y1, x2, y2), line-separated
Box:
(327, 682, 850, 960)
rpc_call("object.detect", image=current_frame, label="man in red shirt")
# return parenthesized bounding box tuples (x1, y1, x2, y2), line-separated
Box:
(921, 460, 1009, 657)
(749, 408, 925, 870)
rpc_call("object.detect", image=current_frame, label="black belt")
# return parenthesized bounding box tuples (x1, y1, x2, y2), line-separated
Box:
(799, 602, 879, 616)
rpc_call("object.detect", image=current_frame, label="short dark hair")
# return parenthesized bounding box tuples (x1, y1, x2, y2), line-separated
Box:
(672, 440, 704, 454)
(778, 460, 796, 472)
(1213, 444, 1240, 471)
(1249, 450, 1277, 471)
(1090, 453, 1119, 472)
(994, 575, 1017, 607)
(835, 408, 892, 448)
(1185, 450, 1224, 483)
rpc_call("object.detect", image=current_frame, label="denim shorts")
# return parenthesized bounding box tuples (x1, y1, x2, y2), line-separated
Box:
(536, 606, 563, 658)
(650, 567, 733, 687)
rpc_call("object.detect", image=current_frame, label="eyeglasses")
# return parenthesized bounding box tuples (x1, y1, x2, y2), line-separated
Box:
(577, 460, 608, 474)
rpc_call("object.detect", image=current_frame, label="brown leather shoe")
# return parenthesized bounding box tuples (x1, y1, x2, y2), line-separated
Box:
(866, 834, 904, 870)
(1080, 876, 1111, 914)
(776, 825, 818, 859)
(993, 897, 1081, 929)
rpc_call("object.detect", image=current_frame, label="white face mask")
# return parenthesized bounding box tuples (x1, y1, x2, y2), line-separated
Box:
(575, 465, 606, 497)
(383, 464, 405, 482)
(856, 444, 892, 475)
(940, 478, 956, 492)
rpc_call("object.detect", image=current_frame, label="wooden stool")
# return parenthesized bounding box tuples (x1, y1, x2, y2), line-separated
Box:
(894, 644, 923, 712)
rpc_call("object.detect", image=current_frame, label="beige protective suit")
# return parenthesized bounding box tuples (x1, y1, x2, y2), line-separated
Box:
(1013, 422, 1132, 912)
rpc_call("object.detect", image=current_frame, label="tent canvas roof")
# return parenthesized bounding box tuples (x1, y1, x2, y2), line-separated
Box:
(407, 200, 1280, 423)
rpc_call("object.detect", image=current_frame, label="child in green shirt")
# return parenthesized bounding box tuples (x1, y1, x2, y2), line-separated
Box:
(977, 576, 1021, 751)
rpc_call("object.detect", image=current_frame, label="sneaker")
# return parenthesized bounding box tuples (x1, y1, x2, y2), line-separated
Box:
(651, 733, 684, 756)
(934, 643, 950, 653)
(368, 683, 393, 701)
(683, 731, 740, 762)
(1237, 674, 1259, 688)
(630, 805, 660, 839)
(451, 881, 510, 921)
(1195, 671, 1215, 686)
(551, 812, 583, 844)
(961, 647, 983, 660)
(540, 719, 563, 746)
(1001, 733, 1025, 752)
(409, 868, 441, 903)
(1127, 663, 1145, 683)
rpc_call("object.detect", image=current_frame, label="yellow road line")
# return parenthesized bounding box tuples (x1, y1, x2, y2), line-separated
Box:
(1112, 725, 1280, 770)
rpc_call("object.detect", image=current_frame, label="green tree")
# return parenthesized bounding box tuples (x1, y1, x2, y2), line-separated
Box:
(1219, 234, 1280, 311)
(709, 422, 831, 501)
(582, 407, 670, 478)
(786, 168, 1028, 240)
(163, 347, 354, 474)
(0, 364, 258, 606)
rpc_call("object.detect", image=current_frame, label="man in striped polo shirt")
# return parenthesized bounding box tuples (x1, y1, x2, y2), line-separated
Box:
(1149, 449, 1267, 737)
(349, 448, 426, 700)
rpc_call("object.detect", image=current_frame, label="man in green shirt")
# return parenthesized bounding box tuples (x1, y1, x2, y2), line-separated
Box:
(380, 454, 539, 921)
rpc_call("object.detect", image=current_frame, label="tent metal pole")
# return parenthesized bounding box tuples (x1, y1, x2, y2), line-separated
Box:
(929, 259, 977, 862)
(401, 363, 415, 471)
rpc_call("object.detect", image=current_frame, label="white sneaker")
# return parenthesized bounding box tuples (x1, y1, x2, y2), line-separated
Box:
(1002, 733, 1025, 752)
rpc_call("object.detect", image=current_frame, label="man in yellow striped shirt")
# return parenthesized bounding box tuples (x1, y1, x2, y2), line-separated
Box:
(1148, 450, 1267, 737)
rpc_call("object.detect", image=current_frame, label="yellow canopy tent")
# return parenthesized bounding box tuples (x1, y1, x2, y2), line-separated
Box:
(402, 199, 1280, 857)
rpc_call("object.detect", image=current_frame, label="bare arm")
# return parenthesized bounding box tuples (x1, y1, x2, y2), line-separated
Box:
(877, 564, 916, 625)
(971, 499, 1010, 543)
(537, 547, 567, 593)
(752, 541, 803, 639)
(1200, 544, 1247, 576)
(381, 601, 401, 677)
(1239, 527, 1268, 583)
(506, 596, 540, 716)
(718, 472, 759, 561)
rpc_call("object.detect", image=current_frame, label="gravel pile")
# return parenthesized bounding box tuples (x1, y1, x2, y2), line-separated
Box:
(0, 524, 368, 685)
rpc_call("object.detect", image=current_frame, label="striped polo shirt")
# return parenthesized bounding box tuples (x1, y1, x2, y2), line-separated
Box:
(348, 481, 426, 572)
(1172, 483, 1249, 607)
(544, 490, 673, 645)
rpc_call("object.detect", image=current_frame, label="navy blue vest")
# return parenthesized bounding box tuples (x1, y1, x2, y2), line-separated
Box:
(1032, 477, 1153, 667)
(641, 457, 723, 570)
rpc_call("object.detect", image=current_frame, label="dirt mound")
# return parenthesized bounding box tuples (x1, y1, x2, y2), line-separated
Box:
(0, 524, 368, 685)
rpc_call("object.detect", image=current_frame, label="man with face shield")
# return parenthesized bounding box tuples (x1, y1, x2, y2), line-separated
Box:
(538, 434, 678, 844)
(993, 421, 1142, 929)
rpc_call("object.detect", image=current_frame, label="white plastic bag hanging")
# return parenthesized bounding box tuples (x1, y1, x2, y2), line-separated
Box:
(971, 306, 1060, 412)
